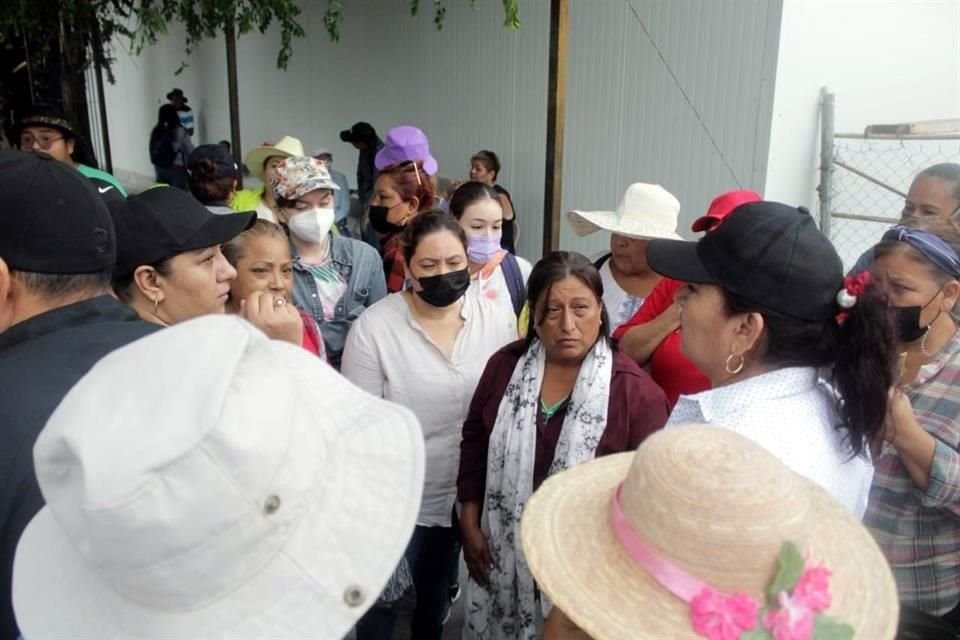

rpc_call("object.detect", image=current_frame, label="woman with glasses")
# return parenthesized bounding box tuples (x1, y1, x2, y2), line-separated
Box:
(270, 156, 387, 368)
(865, 220, 960, 629)
(13, 108, 126, 203)
(368, 160, 436, 293)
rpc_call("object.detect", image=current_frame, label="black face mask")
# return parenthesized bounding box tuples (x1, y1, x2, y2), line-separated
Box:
(414, 269, 471, 307)
(894, 290, 943, 343)
(369, 205, 404, 235)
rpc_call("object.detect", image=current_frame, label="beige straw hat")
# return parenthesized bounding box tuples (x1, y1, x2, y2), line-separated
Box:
(245, 135, 305, 181)
(521, 425, 898, 640)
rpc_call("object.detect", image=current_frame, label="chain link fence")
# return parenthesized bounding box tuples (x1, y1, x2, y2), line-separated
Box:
(818, 89, 960, 271)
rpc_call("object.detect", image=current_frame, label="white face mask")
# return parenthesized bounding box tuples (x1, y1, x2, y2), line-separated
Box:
(287, 207, 335, 244)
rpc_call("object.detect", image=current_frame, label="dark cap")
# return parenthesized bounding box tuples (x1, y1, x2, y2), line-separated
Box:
(187, 144, 239, 180)
(647, 202, 843, 322)
(339, 122, 377, 143)
(166, 88, 187, 103)
(11, 107, 81, 143)
(109, 187, 255, 277)
(0, 150, 115, 274)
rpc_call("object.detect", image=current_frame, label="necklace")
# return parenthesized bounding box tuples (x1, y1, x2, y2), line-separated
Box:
(920, 325, 933, 357)
(540, 396, 568, 420)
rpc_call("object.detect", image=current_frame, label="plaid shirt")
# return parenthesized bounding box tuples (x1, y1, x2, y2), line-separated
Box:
(865, 330, 960, 615)
(381, 233, 407, 294)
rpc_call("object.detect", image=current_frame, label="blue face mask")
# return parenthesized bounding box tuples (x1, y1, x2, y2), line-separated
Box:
(466, 234, 502, 263)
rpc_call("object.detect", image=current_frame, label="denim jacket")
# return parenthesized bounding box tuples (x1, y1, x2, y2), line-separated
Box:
(291, 234, 387, 368)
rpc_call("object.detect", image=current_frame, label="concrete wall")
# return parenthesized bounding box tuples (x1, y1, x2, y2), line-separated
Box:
(99, 0, 782, 260)
(764, 0, 960, 211)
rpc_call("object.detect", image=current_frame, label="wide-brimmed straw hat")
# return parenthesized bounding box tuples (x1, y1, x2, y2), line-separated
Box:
(522, 425, 898, 640)
(13, 316, 425, 640)
(244, 135, 305, 182)
(567, 183, 682, 241)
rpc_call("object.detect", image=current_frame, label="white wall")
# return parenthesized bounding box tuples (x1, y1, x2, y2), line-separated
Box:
(562, 0, 781, 257)
(100, 0, 781, 260)
(764, 0, 960, 212)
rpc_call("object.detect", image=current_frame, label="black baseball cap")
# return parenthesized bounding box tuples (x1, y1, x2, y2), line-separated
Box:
(646, 202, 843, 322)
(109, 187, 255, 277)
(0, 150, 115, 274)
(339, 122, 377, 143)
(187, 144, 239, 179)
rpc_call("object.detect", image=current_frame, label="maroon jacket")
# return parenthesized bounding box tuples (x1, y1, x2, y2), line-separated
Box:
(457, 340, 670, 502)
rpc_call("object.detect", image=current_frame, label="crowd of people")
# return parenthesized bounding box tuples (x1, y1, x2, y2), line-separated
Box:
(2, 101, 960, 640)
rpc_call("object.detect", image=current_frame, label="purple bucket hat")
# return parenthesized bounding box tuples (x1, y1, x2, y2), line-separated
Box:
(375, 126, 438, 175)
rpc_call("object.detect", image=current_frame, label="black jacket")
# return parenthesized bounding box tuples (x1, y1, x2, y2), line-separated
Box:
(0, 296, 157, 640)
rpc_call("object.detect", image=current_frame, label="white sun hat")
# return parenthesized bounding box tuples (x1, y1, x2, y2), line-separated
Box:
(13, 315, 425, 640)
(522, 425, 898, 640)
(567, 183, 682, 240)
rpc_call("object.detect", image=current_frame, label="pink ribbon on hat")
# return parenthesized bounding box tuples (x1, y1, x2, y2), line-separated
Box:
(609, 484, 836, 640)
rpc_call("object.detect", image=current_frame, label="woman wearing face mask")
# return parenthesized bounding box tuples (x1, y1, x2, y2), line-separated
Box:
(457, 251, 669, 640)
(222, 219, 325, 358)
(270, 156, 387, 369)
(368, 160, 435, 293)
(865, 222, 960, 627)
(450, 182, 532, 321)
(342, 211, 518, 640)
(646, 201, 897, 517)
(109, 187, 260, 327)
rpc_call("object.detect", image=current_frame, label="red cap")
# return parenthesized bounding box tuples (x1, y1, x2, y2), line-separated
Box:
(691, 189, 763, 233)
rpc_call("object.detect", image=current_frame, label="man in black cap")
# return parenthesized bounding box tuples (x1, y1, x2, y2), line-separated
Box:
(167, 88, 195, 139)
(0, 150, 157, 640)
(13, 105, 127, 204)
(340, 121, 382, 211)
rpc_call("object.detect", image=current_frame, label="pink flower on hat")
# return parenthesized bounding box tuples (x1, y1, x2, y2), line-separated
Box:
(762, 591, 815, 640)
(793, 565, 832, 612)
(690, 587, 759, 640)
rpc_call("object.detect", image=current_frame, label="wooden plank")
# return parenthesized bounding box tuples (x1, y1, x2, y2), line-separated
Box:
(542, 0, 569, 257)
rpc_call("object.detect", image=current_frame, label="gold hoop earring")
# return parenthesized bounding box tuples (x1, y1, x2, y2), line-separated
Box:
(725, 353, 745, 375)
(154, 297, 160, 315)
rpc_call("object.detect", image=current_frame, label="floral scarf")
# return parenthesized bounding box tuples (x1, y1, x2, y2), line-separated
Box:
(464, 338, 612, 639)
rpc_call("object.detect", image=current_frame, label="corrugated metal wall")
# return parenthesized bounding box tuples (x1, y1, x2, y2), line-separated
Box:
(561, 0, 782, 257)
(100, 0, 780, 260)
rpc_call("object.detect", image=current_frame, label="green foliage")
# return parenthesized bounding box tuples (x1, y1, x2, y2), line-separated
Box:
(2, 0, 522, 83)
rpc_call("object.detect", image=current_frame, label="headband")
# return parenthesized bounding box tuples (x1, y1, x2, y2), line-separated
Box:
(882, 225, 960, 278)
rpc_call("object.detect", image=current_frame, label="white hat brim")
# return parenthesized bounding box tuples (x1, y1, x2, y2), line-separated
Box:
(521, 452, 899, 640)
(567, 210, 682, 241)
(13, 340, 424, 640)
(245, 147, 297, 182)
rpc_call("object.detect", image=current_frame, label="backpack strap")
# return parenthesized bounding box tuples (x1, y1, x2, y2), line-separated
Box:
(500, 253, 526, 317)
(594, 253, 612, 269)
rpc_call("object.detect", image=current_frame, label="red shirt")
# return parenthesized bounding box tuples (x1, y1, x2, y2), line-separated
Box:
(457, 341, 669, 502)
(380, 233, 406, 294)
(612, 278, 711, 407)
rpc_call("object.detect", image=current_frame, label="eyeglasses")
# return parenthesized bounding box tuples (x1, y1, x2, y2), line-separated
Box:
(20, 134, 65, 150)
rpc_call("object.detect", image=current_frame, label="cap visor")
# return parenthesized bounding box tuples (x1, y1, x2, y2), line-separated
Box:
(646, 239, 715, 283)
(339, 130, 355, 142)
(690, 215, 718, 233)
(183, 211, 256, 252)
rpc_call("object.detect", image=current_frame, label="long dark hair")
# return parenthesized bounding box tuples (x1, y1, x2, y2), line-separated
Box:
(721, 283, 895, 458)
(523, 251, 611, 351)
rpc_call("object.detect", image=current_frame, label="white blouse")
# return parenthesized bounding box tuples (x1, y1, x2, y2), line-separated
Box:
(467, 254, 533, 319)
(668, 367, 874, 518)
(598, 259, 645, 331)
(341, 292, 518, 527)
